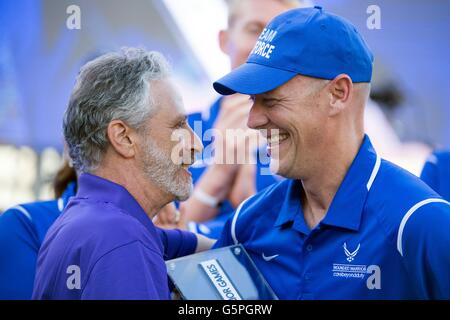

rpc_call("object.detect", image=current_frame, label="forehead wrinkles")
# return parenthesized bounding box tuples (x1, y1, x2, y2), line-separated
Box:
(283, 76, 329, 99)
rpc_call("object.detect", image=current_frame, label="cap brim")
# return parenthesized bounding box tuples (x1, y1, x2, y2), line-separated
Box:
(213, 62, 297, 95)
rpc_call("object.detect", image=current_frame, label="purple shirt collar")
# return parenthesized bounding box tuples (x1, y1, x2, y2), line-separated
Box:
(76, 173, 163, 252)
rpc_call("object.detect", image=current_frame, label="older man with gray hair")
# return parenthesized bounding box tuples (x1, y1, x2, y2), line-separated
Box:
(32, 48, 211, 300)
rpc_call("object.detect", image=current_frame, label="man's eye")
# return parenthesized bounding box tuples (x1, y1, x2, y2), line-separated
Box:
(176, 120, 187, 128)
(248, 27, 262, 35)
(263, 99, 278, 107)
(246, 24, 263, 35)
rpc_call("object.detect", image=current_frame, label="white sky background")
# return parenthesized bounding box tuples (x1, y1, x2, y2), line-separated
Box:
(163, 0, 230, 85)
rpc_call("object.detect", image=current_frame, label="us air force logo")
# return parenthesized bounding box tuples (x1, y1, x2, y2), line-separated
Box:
(343, 242, 360, 262)
(332, 243, 381, 290)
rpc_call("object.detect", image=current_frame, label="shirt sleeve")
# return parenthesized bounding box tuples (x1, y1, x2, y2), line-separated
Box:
(400, 201, 450, 299)
(0, 208, 40, 299)
(156, 228, 197, 260)
(420, 158, 439, 192)
(82, 241, 168, 300)
(212, 215, 235, 249)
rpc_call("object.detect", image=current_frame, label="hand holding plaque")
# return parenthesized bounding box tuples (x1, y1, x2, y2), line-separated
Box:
(166, 245, 278, 300)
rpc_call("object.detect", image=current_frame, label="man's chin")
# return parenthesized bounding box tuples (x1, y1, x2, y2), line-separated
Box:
(173, 182, 193, 202)
(269, 158, 282, 175)
(270, 157, 293, 178)
(174, 191, 189, 202)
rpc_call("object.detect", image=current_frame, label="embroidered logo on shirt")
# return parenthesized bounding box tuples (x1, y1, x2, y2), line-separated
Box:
(331, 242, 382, 290)
(262, 253, 279, 262)
(343, 242, 361, 262)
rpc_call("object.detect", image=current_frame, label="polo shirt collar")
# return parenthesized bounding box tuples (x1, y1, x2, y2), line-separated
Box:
(274, 135, 380, 233)
(76, 173, 160, 244)
(274, 179, 307, 232)
(320, 135, 379, 231)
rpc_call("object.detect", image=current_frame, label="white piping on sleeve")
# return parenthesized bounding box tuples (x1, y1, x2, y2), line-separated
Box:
(57, 198, 64, 212)
(231, 196, 254, 245)
(10, 205, 33, 222)
(397, 198, 450, 256)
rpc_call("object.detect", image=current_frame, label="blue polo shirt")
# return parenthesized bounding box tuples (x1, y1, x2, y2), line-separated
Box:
(0, 183, 76, 299)
(32, 173, 197, 300)
(188, 98, 280, 238)
(214, 135, 450, 299)
(421, 150, 450, 201)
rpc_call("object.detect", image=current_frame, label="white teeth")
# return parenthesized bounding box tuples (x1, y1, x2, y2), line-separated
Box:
(267, 133, 289, 145)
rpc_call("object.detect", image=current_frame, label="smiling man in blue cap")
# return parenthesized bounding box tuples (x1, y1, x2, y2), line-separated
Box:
(213, 6, 450, 299)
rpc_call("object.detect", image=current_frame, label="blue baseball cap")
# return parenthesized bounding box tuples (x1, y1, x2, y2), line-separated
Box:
(213, 6, 374, 95)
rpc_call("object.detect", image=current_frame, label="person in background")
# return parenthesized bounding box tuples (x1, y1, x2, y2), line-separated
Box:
(184, 0, 309, 238)
(421, 150, 450, 201)
(365, 83, 431, 176)
(0, 162, 76, 299)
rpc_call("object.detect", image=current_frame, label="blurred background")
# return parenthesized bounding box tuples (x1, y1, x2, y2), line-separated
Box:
(0, 0, 449, 210)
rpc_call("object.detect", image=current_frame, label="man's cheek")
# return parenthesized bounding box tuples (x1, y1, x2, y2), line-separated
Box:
(170, 133, 192, 166)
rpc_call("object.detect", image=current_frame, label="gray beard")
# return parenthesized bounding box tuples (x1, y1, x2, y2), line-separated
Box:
(141, 140, 193, 201)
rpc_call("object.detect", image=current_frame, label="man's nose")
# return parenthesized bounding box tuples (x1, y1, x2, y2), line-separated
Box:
(189, 125, 203, 155)
(247, 102, 268, 130)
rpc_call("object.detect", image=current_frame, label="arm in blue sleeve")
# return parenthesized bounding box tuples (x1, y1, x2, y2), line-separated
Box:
(82, 241, 167, 300)
(212, 214, 235, 249)
(401, 202, 450, 299)
(420, 159, 439, 192)
(0, 208, 40, 299)
(156, 228, 197, 260)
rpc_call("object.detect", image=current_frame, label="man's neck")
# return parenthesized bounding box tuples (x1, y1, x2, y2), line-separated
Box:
(94, 163, 171, 219)
(301, 133, 364, 230)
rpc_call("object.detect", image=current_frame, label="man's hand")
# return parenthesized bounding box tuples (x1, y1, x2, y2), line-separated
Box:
(195, 234, 216, 253)
(215, 95, 262, 208)
(153, 203, 186, 230)
(184, 94, 262, 222)
(213, 94, 255, 166)
(214, 94, 252, 132)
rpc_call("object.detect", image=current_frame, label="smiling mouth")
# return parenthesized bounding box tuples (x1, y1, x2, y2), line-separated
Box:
(265, 132, 289, 157)
(266, 133, 289, 147)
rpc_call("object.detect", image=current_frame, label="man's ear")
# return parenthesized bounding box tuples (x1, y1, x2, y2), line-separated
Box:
(219, 29, 230, 56)
(329, 74, 353, 116)
(106, 120, 136, 159)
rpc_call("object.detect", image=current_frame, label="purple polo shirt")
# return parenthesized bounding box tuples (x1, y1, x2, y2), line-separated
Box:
(32, 173, 197, 300)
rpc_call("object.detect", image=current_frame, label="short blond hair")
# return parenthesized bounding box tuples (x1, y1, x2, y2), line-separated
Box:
(225, 0, 307, 27)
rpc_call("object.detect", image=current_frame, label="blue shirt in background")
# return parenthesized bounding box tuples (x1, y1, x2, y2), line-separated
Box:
(421, 150, 450, 201)
(0, 183, 76, 299)
(32, 173, 197, 300)
(187, 98, 280, 238)
(215, 135, 450, 299)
